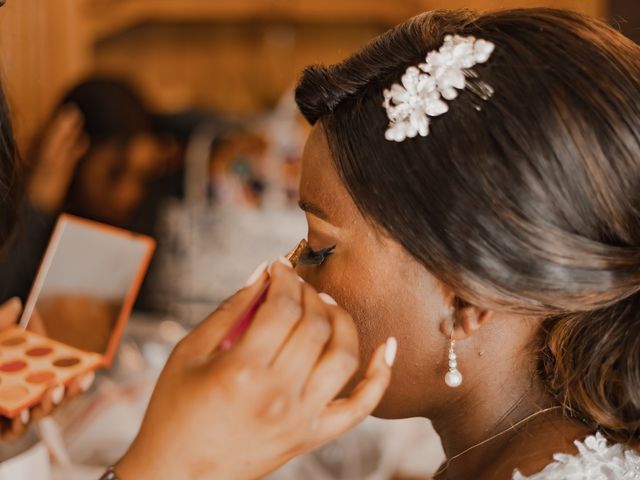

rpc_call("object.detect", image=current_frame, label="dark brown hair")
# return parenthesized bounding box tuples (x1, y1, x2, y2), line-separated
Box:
(295, 8, 640, 444)
(59, 77, 152, 146)
(0, 80, 22, 250)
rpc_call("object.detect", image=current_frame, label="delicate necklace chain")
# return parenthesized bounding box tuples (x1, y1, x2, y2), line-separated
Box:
(433, 405, 563, 478)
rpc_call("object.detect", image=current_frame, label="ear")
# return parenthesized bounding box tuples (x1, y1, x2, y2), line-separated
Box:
(439, 295, 495, 341)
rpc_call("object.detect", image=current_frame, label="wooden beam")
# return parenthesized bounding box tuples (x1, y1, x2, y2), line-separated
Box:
(85, 0, 419, 42)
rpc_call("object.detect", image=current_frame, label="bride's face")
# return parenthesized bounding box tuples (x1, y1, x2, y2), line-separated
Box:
(297, 124, 454, 418)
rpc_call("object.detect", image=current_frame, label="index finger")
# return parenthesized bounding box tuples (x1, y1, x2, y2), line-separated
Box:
(234, 259, 304, 366)
(174, 263, 270, 360)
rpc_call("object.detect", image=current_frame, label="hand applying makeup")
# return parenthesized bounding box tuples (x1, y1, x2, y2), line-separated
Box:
(0, 298, 93, 442)
(115, 259, 396, 480)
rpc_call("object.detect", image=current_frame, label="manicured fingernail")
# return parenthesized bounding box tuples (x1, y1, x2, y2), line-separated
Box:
(51, 385, 65, 405)
(79, 372, 95, 392)
(269, 256, 293, 274)
(20, 409, 30, 425)
(318, 293, 337, 306)
(244, 261, 268, 287)
(385, 337, 397, 367)
(277, 256, 293, 268)
(297, 275, 305, 283)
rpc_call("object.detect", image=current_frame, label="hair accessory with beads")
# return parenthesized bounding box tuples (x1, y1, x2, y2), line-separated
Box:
(382, 35, 495, 142)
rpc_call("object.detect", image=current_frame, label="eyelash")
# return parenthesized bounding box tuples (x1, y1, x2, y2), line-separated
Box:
(298, 244, 336, 266)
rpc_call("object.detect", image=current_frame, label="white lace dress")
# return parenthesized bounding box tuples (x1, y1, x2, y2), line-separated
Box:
(512, 432, 640, 479)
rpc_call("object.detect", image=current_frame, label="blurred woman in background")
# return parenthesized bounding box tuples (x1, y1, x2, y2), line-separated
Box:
(53, 79, 165, 227)
(0, 78, 168, 302)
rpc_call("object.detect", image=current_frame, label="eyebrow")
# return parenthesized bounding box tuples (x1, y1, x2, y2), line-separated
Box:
(298, 200, 331, 222)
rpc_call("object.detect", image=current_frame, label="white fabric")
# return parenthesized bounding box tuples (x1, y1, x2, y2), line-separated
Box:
(512, 432, 640, 479)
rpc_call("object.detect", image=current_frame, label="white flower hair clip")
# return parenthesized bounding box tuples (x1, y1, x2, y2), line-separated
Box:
(383, 34, 495, 142)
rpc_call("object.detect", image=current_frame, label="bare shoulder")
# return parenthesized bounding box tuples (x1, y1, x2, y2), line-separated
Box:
(478, 413, 593, 480)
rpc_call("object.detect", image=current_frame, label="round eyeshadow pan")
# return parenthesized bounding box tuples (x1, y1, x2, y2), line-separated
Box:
(0, 360, 27, 372)
(26, 371, 56, 384)
(26, 346, 53, 357)
(1, 337, 25, 347)
(0, 385, 29, 401)
(53, 357, 80, 368)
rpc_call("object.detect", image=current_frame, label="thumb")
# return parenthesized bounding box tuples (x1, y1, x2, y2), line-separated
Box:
(0, 298, 22, 330)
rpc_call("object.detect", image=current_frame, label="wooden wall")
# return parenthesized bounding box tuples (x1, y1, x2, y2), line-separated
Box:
(0, 0, 609, 154)
(0, 0, 92, 152)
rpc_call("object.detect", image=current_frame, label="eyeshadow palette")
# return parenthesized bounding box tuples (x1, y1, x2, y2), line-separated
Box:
(0, 326, 101, 417)
(4, 215, 156, 418)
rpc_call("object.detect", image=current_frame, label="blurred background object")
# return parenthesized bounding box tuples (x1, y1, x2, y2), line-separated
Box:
(0, 76, 176, 307)
(0, 1, 634, 479)
(0, 0, 608, 155)
(612, 0, 640, 42)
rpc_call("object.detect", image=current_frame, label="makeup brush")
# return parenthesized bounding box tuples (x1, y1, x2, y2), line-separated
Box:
(218, 240, 308, 351)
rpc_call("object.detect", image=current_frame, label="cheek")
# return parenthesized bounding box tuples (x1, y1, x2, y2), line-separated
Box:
(114, 178, 144, 207)
(79, 173, 107, 206)
(78, 158, 113, 203)
(301, 253, 424, 367)
(300, 252, 450, 417)
(300, 255, 385, 342)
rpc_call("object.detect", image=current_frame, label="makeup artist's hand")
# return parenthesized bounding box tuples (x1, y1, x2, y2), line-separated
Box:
(116, 260, 396, 480)
(0, 298, 93, 442)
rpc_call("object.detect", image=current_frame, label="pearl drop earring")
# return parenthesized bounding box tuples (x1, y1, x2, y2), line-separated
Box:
(445, 327, 463, 387)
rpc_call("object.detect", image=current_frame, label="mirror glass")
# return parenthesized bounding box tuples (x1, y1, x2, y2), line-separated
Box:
(21, 215, 154, 356)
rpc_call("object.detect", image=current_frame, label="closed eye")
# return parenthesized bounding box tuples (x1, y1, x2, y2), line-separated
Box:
(298, 244, 336, 266)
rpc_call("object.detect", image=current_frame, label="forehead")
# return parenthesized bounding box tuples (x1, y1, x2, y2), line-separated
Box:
(299, 124, 362, 228)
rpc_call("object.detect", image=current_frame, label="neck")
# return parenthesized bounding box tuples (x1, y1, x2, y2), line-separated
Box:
(430, 366, 556, 479)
